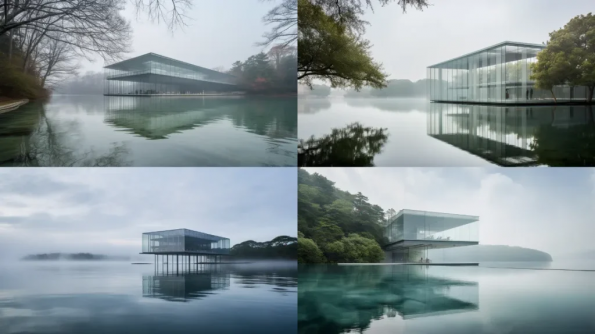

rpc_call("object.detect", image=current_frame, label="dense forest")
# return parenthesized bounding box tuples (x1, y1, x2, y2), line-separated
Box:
(298, 169, 390, 263)
(230, 235, 297, 259)
(22, 253, 128, 261)
(345, 79, 432, 98)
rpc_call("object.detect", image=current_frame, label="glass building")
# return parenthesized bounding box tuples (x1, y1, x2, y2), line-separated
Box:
(384, 210, 479, 263)
(142, 229, 230, 255)
(104, 53, 239, 95)
(427, 103, 595, 166)
(427, 41, 591, 104)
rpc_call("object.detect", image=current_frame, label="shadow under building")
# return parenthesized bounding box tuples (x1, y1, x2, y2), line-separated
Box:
(142, 229, 230, 265)
(383, 210, 479, 263)
(104, 53, 240, 96)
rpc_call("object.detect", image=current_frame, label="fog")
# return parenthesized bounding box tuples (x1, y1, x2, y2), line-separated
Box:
(303, 167, 595, 259)
(0, 168, 297, 261)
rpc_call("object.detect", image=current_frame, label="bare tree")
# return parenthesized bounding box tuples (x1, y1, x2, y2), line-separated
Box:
(267, 44, 296, 68)
(132, 0, 192, 31)
(37, 34, 79, 88)
(1, 0, 132, 62)
(260, 0, 297, 47)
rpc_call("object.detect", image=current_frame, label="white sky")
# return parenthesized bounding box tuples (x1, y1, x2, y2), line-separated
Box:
(303, 167, 595, 258)
(0, 168, 297, 260)
(362, 0, 594, 81)
(79, 0, 278, 73)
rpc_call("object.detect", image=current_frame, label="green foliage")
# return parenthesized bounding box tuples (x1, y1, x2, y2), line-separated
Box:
(298, 169, 389, 263)
(532, 13, 595, 102)
(230, 235, 297, 259)
(298, 122, 389, 166)
(298, 0, 387, 90)
(229, 46, 297, 94)
(298, 237, 326, 263)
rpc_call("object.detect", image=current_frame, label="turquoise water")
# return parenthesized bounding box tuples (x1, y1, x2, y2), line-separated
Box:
(0, 262, 297, 334)
(298, 264, 595, 334)
(0, 95, 297, 167)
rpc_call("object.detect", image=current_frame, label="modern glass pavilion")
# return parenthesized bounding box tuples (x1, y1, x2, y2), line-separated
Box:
(142, 229, 230, 264)
(384, 210, 479, 263)
(427, 41, 591, 104)
(104, 53, 239, 95)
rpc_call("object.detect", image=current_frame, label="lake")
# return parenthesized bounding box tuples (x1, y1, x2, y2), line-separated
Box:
(0, 261, 297, 334)
(298, 263, 595, 334)
(298, 97, 595, 167)
(0, 95, 297, 167)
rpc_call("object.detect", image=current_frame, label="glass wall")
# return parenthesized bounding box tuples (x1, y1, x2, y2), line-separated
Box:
(428, 42, 587, 104)
(104, 54, 239, 95)
(142, 229, 230, 255)
(386, 210, 479, 243)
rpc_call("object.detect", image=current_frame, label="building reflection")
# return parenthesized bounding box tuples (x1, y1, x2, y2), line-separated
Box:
(427, 103, 595, 166)
(104, 96, 297, 142)
(142, 265, 230, 302)
(298, 265, 479, 334)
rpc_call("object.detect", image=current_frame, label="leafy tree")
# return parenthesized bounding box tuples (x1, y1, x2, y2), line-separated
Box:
(230, 236, 297, 259)
(297, 0, 428, 90)
(298, 237, 326, 263)
(531, 13, 595, 103)
(298, 169, 389, 263)
(298, 122, 389, 166)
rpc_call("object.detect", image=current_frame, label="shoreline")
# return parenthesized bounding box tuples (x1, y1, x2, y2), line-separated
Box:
(0, 99, 29, 114)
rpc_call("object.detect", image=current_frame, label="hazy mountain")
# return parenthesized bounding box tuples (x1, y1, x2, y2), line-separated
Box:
(22, 253, 129, 261)
(230, 235, 297, 259)
(299, 84, 331, 97)
(430, 245, 553, 262)
(345, 78, 437, 98)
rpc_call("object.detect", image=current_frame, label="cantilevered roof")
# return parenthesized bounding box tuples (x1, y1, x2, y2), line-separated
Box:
(143, 228, 228, 241)
(393, 209, 479, 223)
(104, 53, 235, 79)
(428, 41, 546, 68)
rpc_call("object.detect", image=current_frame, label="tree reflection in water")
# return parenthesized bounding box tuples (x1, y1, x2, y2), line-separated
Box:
(298, 123, 388, 167)
(1, 104, 130, 166)
(532, 106, 595, 166)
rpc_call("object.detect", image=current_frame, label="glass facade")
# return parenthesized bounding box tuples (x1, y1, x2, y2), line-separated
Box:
(428, 42, 590, 104)
(385, 210, 479, 244)
(104, 53, 239, 95)
(142, 229, 230, 255)
(427, 103, 595, 166)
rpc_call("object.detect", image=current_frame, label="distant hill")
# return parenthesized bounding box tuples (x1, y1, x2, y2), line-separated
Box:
(429, 245, 553, 262)
(299, 84, 331, 97)
(22, 253, 129, 261)
(230, 236, 297, 259)
(345, 79, 437, 98)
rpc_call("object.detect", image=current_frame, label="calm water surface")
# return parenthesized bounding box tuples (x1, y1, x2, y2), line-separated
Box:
(298, 263, 595, 334)
(0, 262, 297, 334)
(0, 95, 297, 167)
(298, 97, 595, 166)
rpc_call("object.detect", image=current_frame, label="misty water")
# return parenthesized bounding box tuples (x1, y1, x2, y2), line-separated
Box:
(298, 97, 595, 167)
(298, 263, 595, 334)
(0, 261, 297, 334)
(0, 95, 297, 167)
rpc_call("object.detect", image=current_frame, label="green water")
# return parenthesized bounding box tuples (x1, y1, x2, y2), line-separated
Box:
(298, 264, 595, 334)
(0, 95, 297, 167)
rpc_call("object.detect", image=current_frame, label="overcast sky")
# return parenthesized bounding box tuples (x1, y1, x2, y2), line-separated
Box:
(79, 0, 277, 73)
(303, 167, 595, 258)
(361, 0, 594, 81)
(0, 168, 296, 261)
